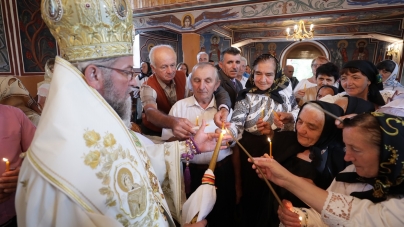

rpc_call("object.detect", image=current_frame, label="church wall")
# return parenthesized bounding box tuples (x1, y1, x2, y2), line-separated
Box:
(0, 0, 57, 96)
(137, 30, 182, 67)
(239, 39, 398, 69)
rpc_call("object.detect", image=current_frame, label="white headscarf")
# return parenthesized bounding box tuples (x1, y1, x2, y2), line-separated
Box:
(383, 61, 404, 90)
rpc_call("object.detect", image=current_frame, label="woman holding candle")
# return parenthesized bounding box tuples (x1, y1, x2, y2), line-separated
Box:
(0, 104, 36, 226)
(252, 112, 404, 227)
(227, 54, 299, 227)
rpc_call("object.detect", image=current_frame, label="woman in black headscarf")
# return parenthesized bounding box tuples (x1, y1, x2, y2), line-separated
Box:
(322, 60, 386, 108)
(254, 112, 404, 227)
(256, 100, 348, 226)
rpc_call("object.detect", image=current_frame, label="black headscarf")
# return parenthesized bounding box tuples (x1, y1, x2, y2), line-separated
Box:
(344, 95, 375, 115)
(340, 60, 385, 106)
(238, 54, 289, 104)
(299, 101, 348, 189)
(298, 101, 344, 170)
(138, 62, 152, 80)
(336, 113, 404, 203)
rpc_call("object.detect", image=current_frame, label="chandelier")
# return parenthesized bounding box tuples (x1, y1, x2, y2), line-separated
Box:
(386, 44, 399, 56)
(286, 20, 314, 41)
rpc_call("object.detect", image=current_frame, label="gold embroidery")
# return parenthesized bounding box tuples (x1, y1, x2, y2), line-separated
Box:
(83, 130, 101, 147)
(20, 180, 28, 188)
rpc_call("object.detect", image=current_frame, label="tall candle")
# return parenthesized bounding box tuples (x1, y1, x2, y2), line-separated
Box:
(196, 116, 199, 126)
(261, 109, 265, 119)
(3, 158, 9, 172)
(268, 138, 272, 158)
(209, 129, 225, 171)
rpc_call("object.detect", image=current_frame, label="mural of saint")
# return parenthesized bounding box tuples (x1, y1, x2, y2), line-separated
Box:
(254, 43, 264, 59)
(182, 14, 194, 29)
(268, 43, 277, 58)
(352, 39, 369, 60)
(337, 40, 349, 62)
(330, 48, 343, 69)
(209, 35, 221, 63)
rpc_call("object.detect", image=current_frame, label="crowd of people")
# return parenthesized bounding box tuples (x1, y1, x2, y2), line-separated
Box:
(1, 0, 404, 226)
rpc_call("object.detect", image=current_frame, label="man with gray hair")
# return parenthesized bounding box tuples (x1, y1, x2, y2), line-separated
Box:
(283, 65, 299, 90)
(186, 51, 209, 96)
(162, 63, 236, 226)
(236, 56, 248, 89)
(141, 45, 231, 139)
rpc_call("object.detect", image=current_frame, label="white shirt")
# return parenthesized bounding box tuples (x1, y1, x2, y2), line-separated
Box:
(293, 78, 317, 96)
(162, 96, 232, 164)
(291, 165, 404, 227)
(237, 76, 248, 89)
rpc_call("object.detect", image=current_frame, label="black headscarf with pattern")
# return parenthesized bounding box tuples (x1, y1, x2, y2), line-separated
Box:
(238, 54, 289, 104)
(336, 112, 404, 203)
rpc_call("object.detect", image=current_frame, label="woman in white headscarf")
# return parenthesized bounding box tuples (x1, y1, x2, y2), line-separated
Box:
(0, 76, 41, 126)
(376, 60, 404, 91)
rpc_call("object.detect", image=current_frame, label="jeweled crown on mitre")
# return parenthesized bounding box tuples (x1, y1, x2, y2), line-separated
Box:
(41, 0, 133, 62)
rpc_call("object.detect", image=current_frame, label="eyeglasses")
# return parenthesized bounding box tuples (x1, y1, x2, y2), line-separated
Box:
(94, 65, 135, 81)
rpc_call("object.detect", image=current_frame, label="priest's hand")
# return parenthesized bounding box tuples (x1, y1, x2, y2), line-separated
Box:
(194, 120, 228, 152)
(184, 219, 207, 227)
(172, 117, 196, 139)
(278, 200, 301, 227)
(0, 167, 20, 203)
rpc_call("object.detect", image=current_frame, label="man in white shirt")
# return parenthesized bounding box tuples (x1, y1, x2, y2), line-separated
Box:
(162, 63, 236, 227)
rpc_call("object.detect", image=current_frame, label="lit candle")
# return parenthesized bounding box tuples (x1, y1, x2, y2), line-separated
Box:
(3, 158, 9, 172)
(196, 116, 199, 126)
(286, 27, 290, 35)
(294, 24, 297, 31)
(310, 24, 314, 31)
(261, 109, 265, 119)
(268, 138, 272, 158)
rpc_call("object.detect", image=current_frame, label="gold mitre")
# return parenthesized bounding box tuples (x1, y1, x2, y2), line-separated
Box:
(41, 0, 133, 62)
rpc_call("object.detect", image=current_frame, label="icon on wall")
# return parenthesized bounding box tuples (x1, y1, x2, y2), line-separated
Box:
(254, 43, 264, 59)
(210, 35, 221, 63)
(182, 14, 195, 29)
(268, 43, 277, 58)
(352, 39, 369, 60)
(337, 40, 348, 62)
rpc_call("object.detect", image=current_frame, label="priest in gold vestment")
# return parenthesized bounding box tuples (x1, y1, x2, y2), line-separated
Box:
(15, 1, 216, 226)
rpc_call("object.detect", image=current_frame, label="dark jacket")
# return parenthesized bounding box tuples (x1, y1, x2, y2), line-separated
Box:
(218, 69, 243, 108)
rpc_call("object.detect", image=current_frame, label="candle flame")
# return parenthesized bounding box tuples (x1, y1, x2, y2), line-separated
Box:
(299, 216, 302, 221)
(268, 137, 271, 142)
(2, 158, 8, 162)
(221, 129, 226, 135)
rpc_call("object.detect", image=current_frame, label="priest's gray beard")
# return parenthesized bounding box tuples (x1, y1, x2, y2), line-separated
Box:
(103, 77, 132, 128)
